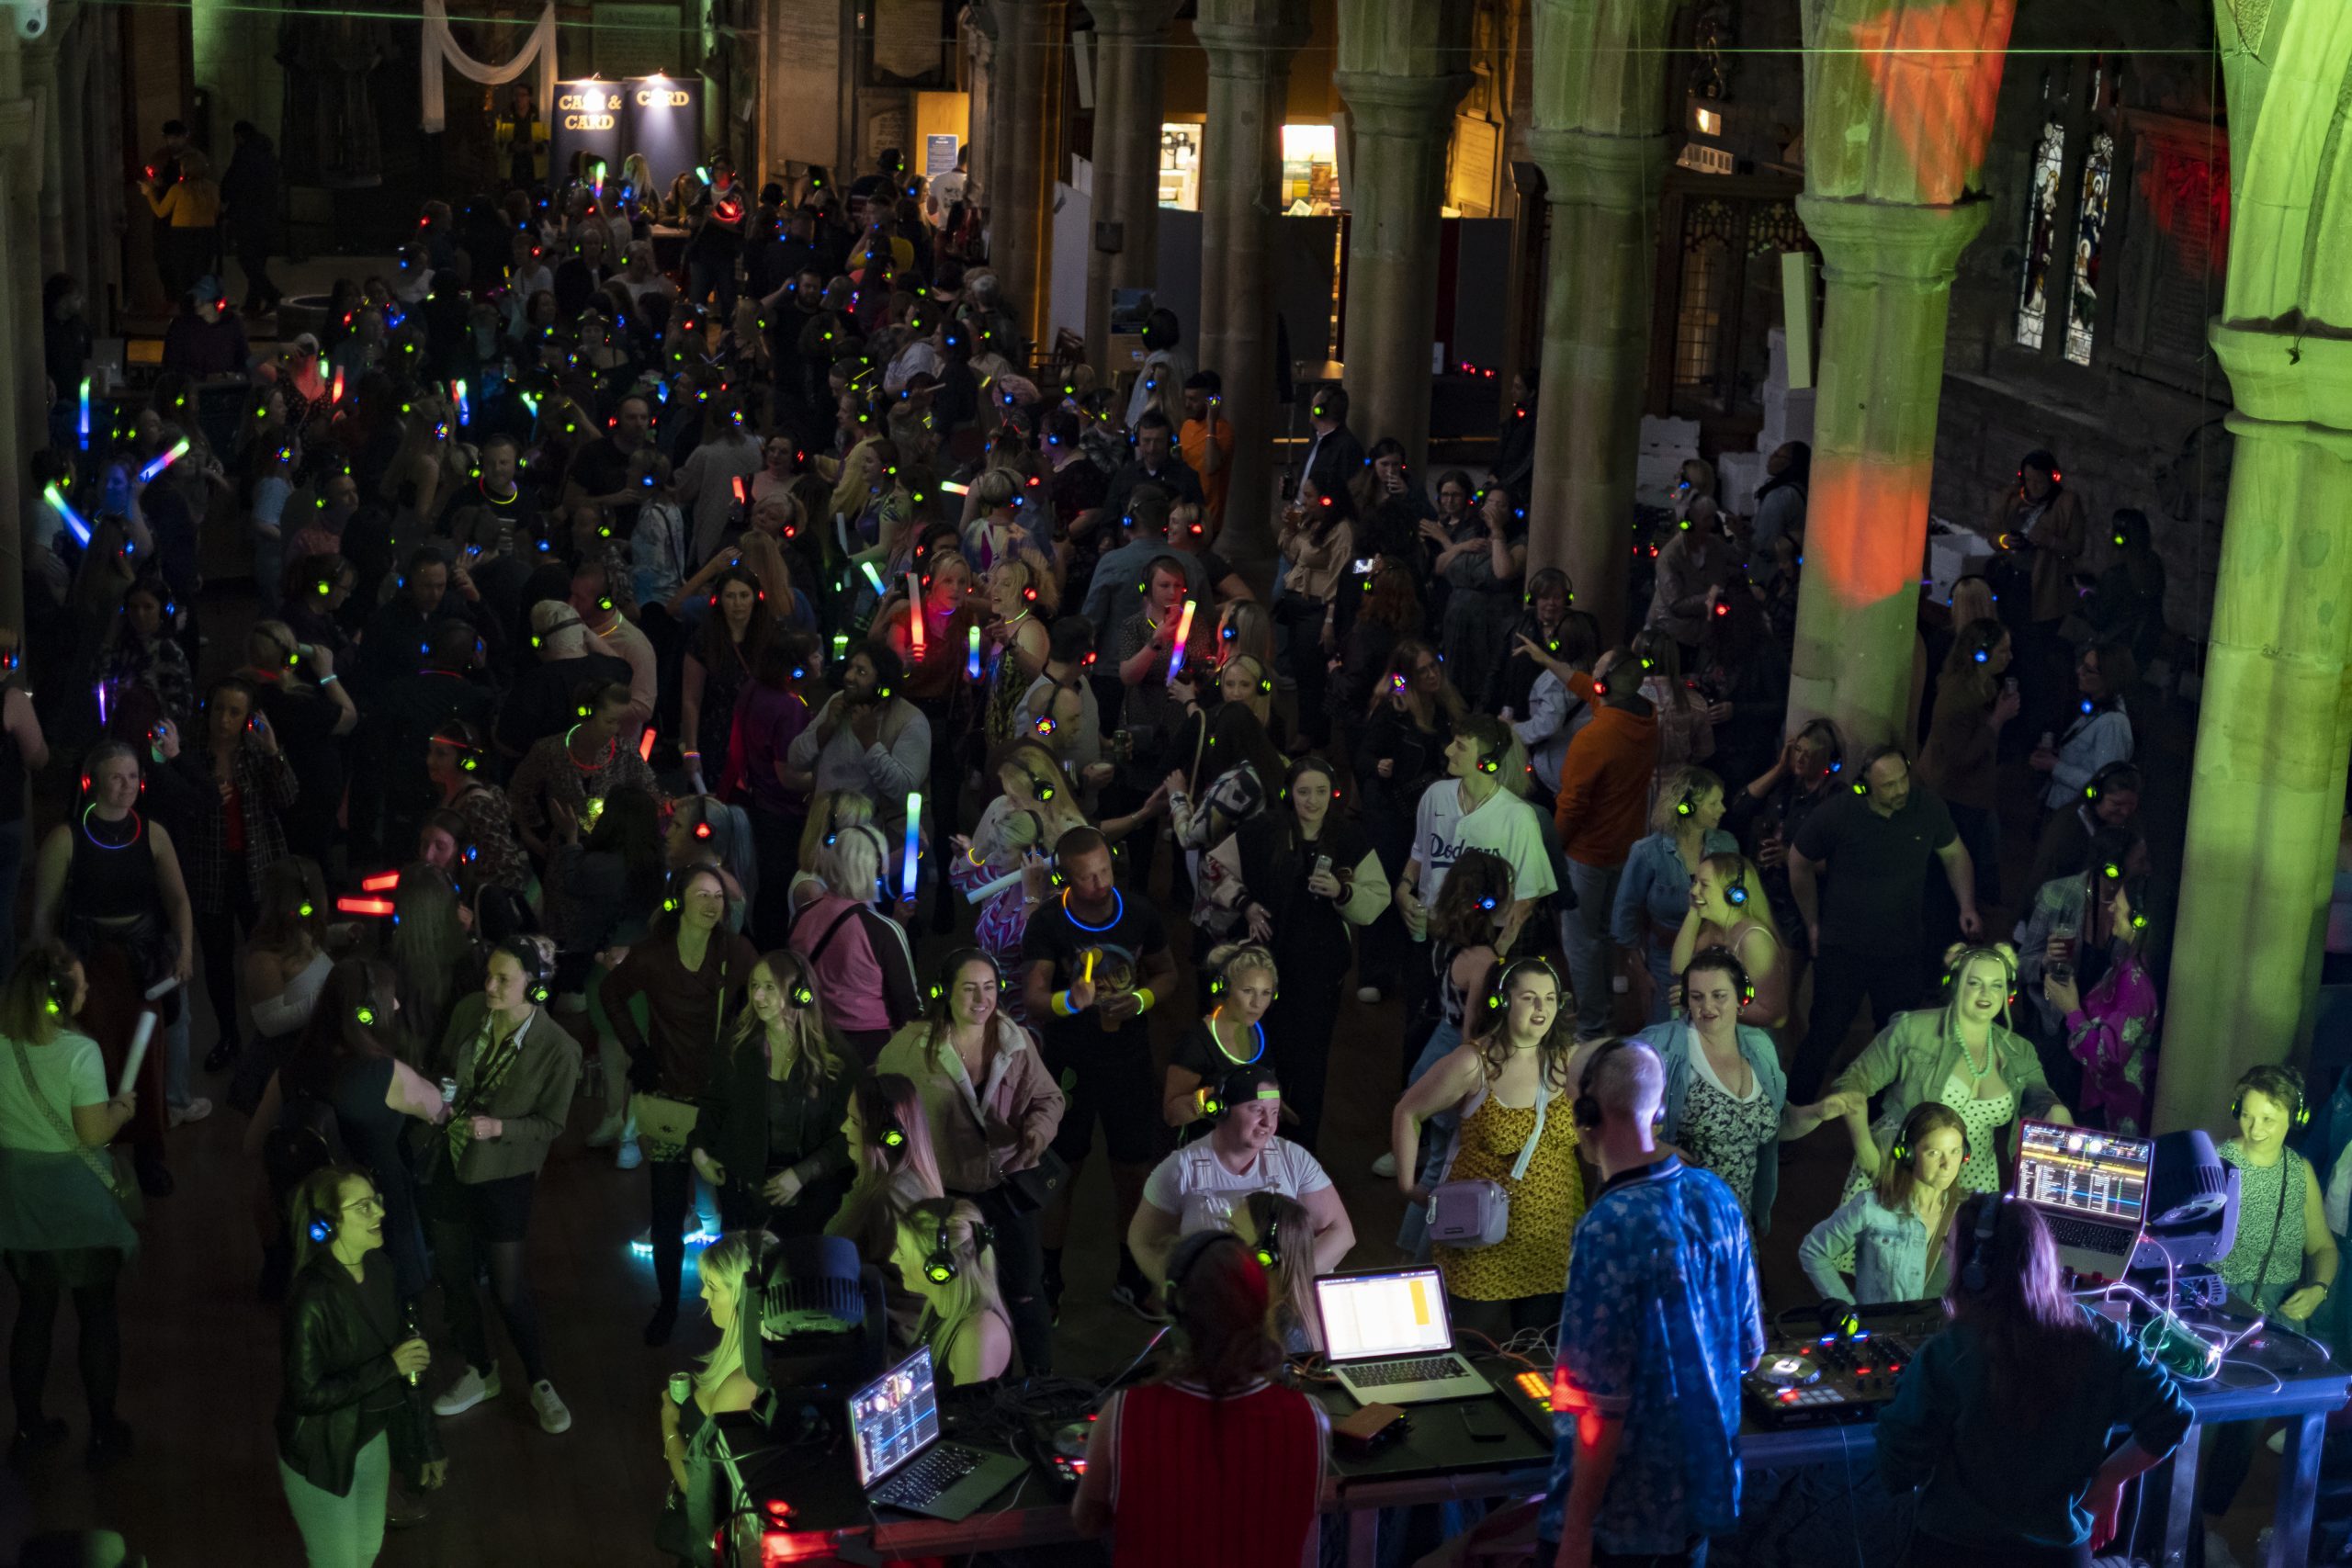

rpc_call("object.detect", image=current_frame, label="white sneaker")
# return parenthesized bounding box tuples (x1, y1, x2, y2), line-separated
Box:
(616, 1136, 643, 1171)
(432, 1364, 501, 1416)
(168, 1098, 213, 1127)
(530, 1380, 572, 1435)
(1356, 986, 1382, 1004)
(1370, 1152, 1398, 1179)
(587, 1112, 625, 1148)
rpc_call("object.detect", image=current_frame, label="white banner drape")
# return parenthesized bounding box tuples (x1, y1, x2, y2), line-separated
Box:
(420, 0, 559, 136)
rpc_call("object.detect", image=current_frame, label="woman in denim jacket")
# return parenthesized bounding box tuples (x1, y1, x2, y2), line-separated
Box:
(1799, 1101, 1967, 1304)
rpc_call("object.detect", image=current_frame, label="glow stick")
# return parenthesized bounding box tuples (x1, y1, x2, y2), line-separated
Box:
(336, 896, 396, 916)
(42, 484, 91, 547)
(964, 864, 1031, 903)
(941, 479, 969, 496)
(836, 512, 853, 558)
(906, 575, 925, 657)
(831, 633, 849, 661)
(520, 390, 540, 418)
(94, 681, 107, 726)
(859, 560, 886, 597)
(900, 795, 922, 900)
(730, 475, 747, 506)
(359, 871, 401, 892)
(967, 625, 982, 681)
(118, 1011, 156, 1098)
(1164, 598, 1198, 686)
(137, 437, 190, 484)
(638, 727, 656, 761)
(452, 378, 470, 426)
(1082, 950, 1096, 986)
(331, 367, 345, 404)
(77, 378, 90, 450)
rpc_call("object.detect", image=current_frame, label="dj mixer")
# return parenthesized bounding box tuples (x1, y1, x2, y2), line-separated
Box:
(1742, 1306, 1947, 1427)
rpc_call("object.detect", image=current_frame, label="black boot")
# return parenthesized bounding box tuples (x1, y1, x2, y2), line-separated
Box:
(644, 1301, 679, 1347)
(133, 1148, 173, 1198)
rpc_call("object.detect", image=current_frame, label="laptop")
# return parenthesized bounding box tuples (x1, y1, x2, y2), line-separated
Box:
(2013, 1118, 2155, 1280)
(1313, 1266, 1494, 1405)
(846, 1346, 1026, 1521)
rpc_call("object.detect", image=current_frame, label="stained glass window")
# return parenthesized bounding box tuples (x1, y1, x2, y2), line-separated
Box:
(2016, 118, 2066, 350)
(2064, 131, 2116, 365)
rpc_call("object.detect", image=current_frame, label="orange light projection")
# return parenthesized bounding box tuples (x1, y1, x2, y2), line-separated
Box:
(1807, 457, 1935, 605)
(1849, 0, 2018, 204)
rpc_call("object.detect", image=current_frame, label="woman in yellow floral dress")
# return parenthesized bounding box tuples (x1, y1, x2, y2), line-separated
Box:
(1389, 957, 1596, 1338)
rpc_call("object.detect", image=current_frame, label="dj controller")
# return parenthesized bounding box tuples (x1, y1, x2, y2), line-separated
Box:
(1742, 1304, 1948, 1427)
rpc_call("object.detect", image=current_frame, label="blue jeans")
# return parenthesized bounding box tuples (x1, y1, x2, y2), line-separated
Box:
(280, 1428, 390, 1568)
(1561, 859, 1623, 1035)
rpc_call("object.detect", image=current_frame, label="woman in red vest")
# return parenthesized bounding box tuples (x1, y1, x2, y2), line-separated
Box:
(1071, 1230, 1329, 1568)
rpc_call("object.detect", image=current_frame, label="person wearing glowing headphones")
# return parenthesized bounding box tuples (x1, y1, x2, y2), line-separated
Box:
(1130, 1062, 1352, 1292)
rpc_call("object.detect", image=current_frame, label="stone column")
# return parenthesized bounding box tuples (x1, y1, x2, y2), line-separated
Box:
(1332, 0, 1469, 470)
(962, 6, 997, 209)
(0, 65, 37, 637)
(1080, 0, 1177, 368)
(22, 33, 63, 278)
(2151, 0, 2352, 1128)
(1194, 0, 1306, 573)
(1521, 0, 1674, 637)
(991, 0, 1069, 355)
(1781, 0, 2016, 750)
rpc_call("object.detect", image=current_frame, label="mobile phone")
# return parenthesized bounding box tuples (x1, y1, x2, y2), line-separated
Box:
(1312, 854, 1332, 881)
(1458, 1404, 1510, 1443)
(1351, 558, 1374, 574)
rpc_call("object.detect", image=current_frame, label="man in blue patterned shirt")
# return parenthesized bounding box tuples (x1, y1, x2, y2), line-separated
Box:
(1541, 1040, 1763, 1568)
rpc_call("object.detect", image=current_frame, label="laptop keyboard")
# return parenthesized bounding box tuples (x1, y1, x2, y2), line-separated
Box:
(875, 1445, 982, 1507)
(2043, 1213, 2131, 1253)
(1350, 1354, 1469, 1387)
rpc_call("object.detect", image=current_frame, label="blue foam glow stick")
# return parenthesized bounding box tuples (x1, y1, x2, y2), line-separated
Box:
(901, 795, 922, 900)
(138, 437, 190, 484)
(77, 378, 90, 450)
(42, 484, 91, 547)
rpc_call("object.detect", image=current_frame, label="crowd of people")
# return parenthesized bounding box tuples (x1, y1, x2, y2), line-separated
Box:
(2, 125, 2308, 1568)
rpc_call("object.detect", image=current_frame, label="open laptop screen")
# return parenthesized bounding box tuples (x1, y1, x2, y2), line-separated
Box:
(1315, 1268, 1454, 1362)
(2015, 1120, 2154, 1225)
(847, 1346, 941, 1487)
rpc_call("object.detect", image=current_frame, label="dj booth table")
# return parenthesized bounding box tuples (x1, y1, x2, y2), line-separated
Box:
(739, 1325, 2348, 1568)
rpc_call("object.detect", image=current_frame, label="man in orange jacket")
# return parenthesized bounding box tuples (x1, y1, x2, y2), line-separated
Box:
(1555, 650, 1658, 1039)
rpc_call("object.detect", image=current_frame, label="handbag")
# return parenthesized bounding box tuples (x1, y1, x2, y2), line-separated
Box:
(1425, 1087, 1549, 1251)
(1001, 1145, 1069, 1213)
(630, 1091, 700, 1155)
(9, 1033, 142, 1225)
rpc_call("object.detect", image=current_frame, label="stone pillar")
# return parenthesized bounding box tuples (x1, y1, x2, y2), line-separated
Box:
(22, 33, 63, 278)
(2154, 329, 2352, 1128)
(0, 43, 36, 637)
(1521, 0, 1674, 637)
(1782, 199, 1984, 748)
(1194, 0, 1306, 573)
(1781, 0, 2016, 749)
(963, 6, 997, 209)
(2151, 0, 2352, 1127)
(991, 0, 1068, 355)
(1332, 0, 1469, 470)
(1080, 0, 1177, 369)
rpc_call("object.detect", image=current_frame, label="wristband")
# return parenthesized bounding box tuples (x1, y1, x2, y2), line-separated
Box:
(1051, 989, 1077, 1018)
(319, 673, 341, 685)
(1135, 987, 1157, 1015)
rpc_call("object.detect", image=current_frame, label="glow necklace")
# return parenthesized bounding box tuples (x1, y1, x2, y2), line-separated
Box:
(1061, 886, 1123, 933)
(1207, 1007, 1265, 1066)
(81, 805, 143, 850)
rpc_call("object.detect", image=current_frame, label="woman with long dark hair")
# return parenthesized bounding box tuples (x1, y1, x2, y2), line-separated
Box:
(1875, 1193, 2189, 1566)
(2047, 874, 2160, 1135)
(720, 632, 820, 950)
(682, 566, 775, 795)
(1391, 848, 1513, 1249)
(826, 1072, 948, 1339)
(1333, 556, 1423, 761)
(261, 959, 448, 1301)
(1164, 701, 1284, 875)
(382, 863, 481, 1075)
(600, 863, 759, 1345)
(278, 1165, 446, 1564)
(1390, 958, 1592, 1337)
(422, 938, 582, 1435)
(425, 717, 532, 900)
(1354, 639, 1462, 1004)
(1195, 759, 1387, 1150)
(0, 943, 136, 1467)
(1070, 1230, 1327, 1565)
(690, 949, 854, 1236)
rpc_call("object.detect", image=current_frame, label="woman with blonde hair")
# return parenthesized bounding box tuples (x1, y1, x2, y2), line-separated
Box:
(893, 1198, 1014, 1387)
(786, 827, 920, 1059)
(1161, 942, 1280, 1135)
(788, 791, 876, 917)
(1832, 942, 2069, 1204)
(658, 1228, 774, 1567)
(1668, 850, 1788, 1027)
(1235, 1190, 1322, 1353)
(1611, 764, 1737, 1025)
(982, 557, 1055, 748)
(950, 741, 1089, 1010)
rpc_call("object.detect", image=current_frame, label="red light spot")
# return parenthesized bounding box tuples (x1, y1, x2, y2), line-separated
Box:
(1846, 0, 2014, 205)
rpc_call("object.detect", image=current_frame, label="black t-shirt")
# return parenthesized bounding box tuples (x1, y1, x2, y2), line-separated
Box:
(1165, 1019, 1267, 1144)
(568, 436, 643, 534)
(1792, 786, 1959, 955)
(1021, 889, 1169, 1058)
